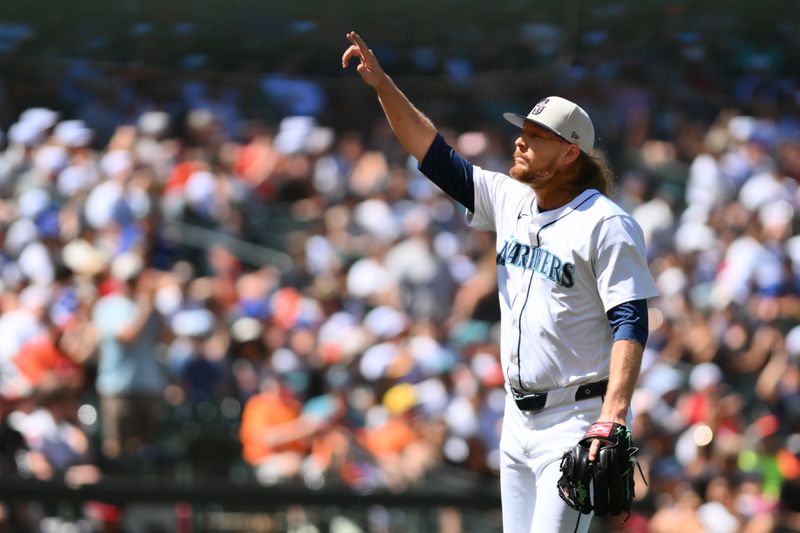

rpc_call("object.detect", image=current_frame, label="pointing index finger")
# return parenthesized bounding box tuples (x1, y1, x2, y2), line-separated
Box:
(347, 31, 367, 50)
(346, 31, 373, 71)
(350, 32, 373, 58)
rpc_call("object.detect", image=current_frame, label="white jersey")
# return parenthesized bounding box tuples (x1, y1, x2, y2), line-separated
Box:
(468, 166, 659, 393)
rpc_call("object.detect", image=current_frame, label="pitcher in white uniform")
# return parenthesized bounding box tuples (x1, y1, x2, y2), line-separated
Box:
(342, 31, 659, 533)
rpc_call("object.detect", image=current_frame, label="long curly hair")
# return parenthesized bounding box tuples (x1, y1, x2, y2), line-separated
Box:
(575, 149, 616, 198)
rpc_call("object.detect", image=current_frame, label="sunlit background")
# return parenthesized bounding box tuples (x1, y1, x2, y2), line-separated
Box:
(1, 1, 800, 532)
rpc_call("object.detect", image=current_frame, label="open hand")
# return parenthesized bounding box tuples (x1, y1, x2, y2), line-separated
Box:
(341, 31, 387, 87)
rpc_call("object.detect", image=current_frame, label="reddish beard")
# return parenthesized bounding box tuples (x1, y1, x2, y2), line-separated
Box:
(510, 161, 535, 182)
(509, 159, 558, 185)
(510, 152, 531, 182)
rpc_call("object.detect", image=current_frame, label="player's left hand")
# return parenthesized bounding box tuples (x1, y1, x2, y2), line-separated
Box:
(587, 417, 626, 462)
(558, 422, 640, 517)
(588, 435, 603, 462)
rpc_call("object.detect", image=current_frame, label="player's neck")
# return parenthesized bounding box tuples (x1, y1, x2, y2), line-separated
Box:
(535, 195, 570, 211)
(533, 184, 580, 211)
(534, 167, 583, 211)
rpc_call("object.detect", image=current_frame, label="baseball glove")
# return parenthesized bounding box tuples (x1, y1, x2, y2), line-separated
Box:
(557, 422, 643, 518)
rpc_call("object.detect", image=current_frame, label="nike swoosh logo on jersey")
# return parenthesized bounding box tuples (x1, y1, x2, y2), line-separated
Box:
(517, 213, 529, 220)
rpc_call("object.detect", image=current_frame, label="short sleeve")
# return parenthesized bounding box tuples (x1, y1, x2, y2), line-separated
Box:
(468, 167, 531, 232)
(594, 215, 659, 311)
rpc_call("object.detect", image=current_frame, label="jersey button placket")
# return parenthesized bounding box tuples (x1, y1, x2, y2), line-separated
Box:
(509, 281, 524, 388)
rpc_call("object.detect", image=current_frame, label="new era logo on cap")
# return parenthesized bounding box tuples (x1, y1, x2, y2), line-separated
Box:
(503, 96, 595, 155)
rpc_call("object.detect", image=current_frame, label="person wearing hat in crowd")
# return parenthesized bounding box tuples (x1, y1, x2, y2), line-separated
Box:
(343, 31, 658, 532)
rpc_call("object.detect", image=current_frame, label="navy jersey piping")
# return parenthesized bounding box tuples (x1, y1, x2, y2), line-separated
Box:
(513, 191, 601, 392)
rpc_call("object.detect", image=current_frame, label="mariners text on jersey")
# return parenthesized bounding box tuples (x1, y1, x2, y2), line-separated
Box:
(418, 132, 659, 392)
(496, 239, 576, 288)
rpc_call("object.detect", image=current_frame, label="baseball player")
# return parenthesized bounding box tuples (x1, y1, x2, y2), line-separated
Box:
(342, 31, 659, 533)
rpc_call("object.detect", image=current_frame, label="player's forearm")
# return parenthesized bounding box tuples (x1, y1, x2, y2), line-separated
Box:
(600, 339, 644, 422)
(372, 76, 437, 161)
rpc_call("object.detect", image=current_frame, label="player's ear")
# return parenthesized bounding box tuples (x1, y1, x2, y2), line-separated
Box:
(562, 144, 581, 166)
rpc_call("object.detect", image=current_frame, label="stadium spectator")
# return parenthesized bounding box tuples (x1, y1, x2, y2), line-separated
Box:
(91, 252, 167, 461)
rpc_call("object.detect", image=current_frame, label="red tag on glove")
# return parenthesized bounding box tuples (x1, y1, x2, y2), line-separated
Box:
(584, 422, 614, 439)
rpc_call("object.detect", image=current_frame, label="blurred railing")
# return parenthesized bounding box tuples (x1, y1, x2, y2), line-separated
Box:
(0, 476, 503, 531)
(0, 477, 500, 509)
(164, 220, 294, 273)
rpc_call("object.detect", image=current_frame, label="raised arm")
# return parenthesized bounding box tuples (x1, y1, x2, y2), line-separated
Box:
(342, 31, 437, 161)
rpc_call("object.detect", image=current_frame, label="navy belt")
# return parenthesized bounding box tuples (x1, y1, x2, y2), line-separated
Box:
(512, 380, 608, 412)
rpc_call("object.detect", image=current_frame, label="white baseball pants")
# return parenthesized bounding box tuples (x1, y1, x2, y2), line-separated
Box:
(499, 392, 604, 533)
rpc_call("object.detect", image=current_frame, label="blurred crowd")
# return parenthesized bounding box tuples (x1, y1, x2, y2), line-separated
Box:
(1, 3, 800, 532)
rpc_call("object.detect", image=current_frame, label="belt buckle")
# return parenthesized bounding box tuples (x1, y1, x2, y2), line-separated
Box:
(513, 390, 548, 412)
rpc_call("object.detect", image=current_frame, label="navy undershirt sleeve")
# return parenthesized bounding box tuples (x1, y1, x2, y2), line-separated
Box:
(417, 133, 475, 212)
(606, 299, 649, 345)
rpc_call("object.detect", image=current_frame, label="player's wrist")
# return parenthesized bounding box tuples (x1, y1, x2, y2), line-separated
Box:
(598, 409, 628, 426)
(371, 73, 394, 91)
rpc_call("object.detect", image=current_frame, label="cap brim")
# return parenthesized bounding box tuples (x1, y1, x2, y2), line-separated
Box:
(502, 112, 527, 129)
(502, 112, 575, 147)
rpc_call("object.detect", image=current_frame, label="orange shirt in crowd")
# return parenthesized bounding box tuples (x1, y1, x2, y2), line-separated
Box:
(15, 335, 81, 387)
(358, 417, 417, 458)
(239, 390, 307, 464)
(163, 161, 202, 195)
